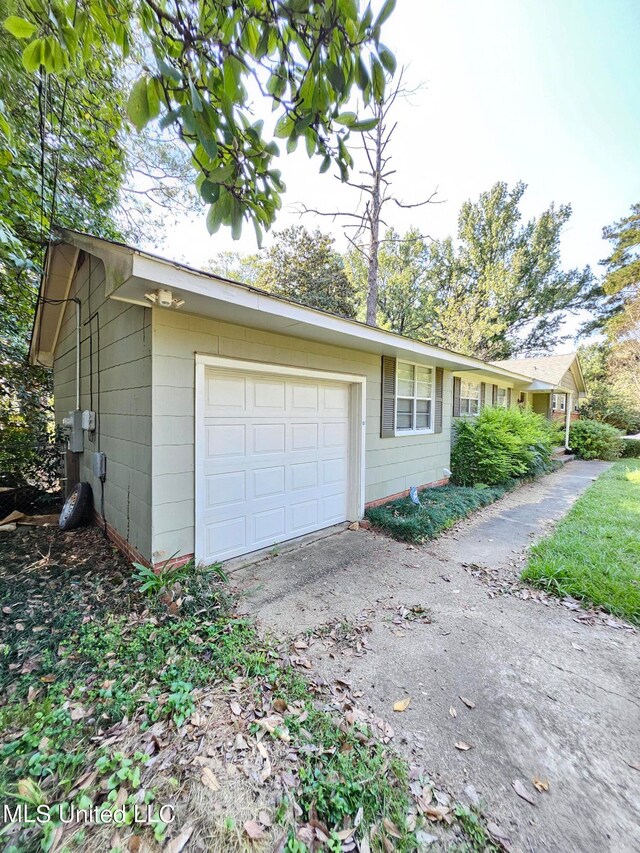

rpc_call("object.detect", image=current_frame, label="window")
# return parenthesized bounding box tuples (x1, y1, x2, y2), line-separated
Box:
(396, 361, 434, 433)
(496, 386, 508, 407)
(552, 393, 566, 412)
(460, 380, 481, 416)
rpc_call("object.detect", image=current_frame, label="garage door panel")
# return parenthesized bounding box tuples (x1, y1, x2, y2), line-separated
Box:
(200, 368, 352, 562)
(253, 465, 286, 498)
(206, 424, 246, 458)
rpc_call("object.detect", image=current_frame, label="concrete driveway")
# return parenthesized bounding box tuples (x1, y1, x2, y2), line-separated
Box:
(233, 462, 640, 853)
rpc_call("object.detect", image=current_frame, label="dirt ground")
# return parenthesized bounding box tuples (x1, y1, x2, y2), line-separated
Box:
(234, 462, 640, 853)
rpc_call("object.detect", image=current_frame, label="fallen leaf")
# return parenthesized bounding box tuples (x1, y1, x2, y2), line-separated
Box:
(165, 825, 194, 853)
(393, 697, 411, 712)
(533, 777, 549, 792)
(459, 696, 476, 709)
(244, 820, 267, 841)
(512, 779, 536, 805)
(449, 706, 457, 718)
(454, 740, 473, 751)
(273, 698, 287, 713)
(200, 767, 220, 791)
(258, 810, 271, 827)
(571, 642, 585, 652)
(230, 701, 242, 716)
(383, 817, 402, 838)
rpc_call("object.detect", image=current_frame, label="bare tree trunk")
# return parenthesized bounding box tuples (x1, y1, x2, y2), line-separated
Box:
(365, 110, 383, 326)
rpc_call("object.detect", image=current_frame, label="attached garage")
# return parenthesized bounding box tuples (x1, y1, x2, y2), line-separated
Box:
(195, 357, 366, 564)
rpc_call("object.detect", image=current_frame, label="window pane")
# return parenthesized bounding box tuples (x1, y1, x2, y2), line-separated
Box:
(461, 380, 480, 400)
(497, 387, 507, 407)
(416, 399, 431, 429)
(470, 399, 479, 415)
(416, 366, 432, 398)
(396, 397, 413, 430)
(397, 362, 414, 397)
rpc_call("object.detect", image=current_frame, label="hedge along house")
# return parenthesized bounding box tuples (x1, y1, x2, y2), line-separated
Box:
(492, 352, 587, 444)
(31, 229, 534, 569)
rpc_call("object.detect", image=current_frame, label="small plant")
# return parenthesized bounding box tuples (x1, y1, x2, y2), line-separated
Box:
(622, 438, 640, 458)
(158, 680, 195, 727)
(569, 419, 624, 460)
(132, 555, 227, 595)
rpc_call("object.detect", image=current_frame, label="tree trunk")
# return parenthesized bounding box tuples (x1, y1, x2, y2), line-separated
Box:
(365, 111, 383, 326)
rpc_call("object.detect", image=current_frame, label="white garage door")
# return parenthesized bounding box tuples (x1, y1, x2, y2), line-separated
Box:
(198, 367, 351, 563)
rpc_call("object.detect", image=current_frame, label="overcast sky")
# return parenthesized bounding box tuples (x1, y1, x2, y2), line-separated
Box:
(158, 0, 640, 339)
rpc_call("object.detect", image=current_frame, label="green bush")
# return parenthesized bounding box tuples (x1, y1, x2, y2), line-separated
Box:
(569, 419, 624, 460)
(621, 438, 640, 458)
(578, 388, 640, 434)
(451, 406, 556, 486)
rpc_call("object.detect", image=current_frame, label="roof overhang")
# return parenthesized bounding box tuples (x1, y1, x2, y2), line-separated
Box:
(30, 229, 535, 385)
(29, 241, 80, 367)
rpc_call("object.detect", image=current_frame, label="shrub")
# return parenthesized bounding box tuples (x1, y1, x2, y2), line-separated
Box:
(569, 419, 624, 460)
(451, 406, 556, 486)
(621, 438, 640, 458)
(578, 388, 640, 434)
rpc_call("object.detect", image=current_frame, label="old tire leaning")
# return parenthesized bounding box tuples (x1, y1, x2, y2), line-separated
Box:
(59, 482, 92, 531)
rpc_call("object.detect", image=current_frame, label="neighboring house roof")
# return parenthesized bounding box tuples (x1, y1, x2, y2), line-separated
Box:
(492, 353, 586, 393)
(30, 228, 534, 386)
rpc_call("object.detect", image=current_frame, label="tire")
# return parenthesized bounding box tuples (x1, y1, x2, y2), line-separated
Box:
(59, 482, 92, 531)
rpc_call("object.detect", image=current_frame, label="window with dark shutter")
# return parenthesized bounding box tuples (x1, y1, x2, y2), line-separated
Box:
(434, 367, 444, 433)
(380, 355, 396, 438)
(480, 382, 487, 407)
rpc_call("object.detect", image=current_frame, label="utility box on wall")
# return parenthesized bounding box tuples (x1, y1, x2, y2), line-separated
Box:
(62, 410, 83, 453)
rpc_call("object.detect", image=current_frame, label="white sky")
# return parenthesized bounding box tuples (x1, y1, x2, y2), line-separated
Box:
(150, 0, 640, 344)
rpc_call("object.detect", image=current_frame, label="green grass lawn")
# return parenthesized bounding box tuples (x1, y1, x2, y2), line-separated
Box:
(522, 460, 640, 624)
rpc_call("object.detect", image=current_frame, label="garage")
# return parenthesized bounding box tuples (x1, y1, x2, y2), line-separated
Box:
(195, 359, 365, 564)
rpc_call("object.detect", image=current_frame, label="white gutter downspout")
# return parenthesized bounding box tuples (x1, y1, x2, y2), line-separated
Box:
(74, 297, 81, 410)
(564, 392, 572, 450)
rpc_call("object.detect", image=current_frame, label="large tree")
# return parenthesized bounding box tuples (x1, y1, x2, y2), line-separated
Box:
(415, 182, 596, 359)
(4, 0, 397, 244)
(255, 225, 357, 317)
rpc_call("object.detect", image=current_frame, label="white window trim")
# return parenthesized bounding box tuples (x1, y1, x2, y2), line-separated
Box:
(459, 380, 481, 417)
(552, 393, 566, 412)
(394, 360, 435, 435)
(496, 385, 508, 408)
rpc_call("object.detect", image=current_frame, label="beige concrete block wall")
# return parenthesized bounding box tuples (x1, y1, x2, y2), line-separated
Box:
(151, 310, 454, 562)
(53, 257, 152, 559)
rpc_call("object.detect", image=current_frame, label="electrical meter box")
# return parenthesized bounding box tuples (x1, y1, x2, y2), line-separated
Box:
(82, 410, 96, 431)
(62, 410, 83, 453)
(93, 451, 107, 479)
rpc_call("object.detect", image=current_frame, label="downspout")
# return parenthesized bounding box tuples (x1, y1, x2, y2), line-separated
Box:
(565, 393, 572, 450)
(74, 297, 81, 410)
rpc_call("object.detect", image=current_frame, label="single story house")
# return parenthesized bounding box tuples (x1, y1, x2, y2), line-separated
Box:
(30, 229, 579, 568)
(492, 353, 586, 423)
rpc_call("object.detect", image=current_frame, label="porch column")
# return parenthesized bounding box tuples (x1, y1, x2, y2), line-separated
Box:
(564, 393, 572, 449)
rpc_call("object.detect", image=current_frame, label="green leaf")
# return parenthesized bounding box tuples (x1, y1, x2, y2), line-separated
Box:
(334, 111, 357, 127)
(274, 113, 294, 138)
(351, 117, 378, 132)
(127, 76, 151, 132)
(379, 46, 397, 75)
(4, 16, 37, 39)
(375, 0, 396, 29)
(21, 38, 44, 72)
(200, 179, 220, 204)
(371, 55, 385, 103)
(206, 203, 223, 235)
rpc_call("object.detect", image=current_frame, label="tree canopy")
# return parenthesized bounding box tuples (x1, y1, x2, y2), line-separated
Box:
(255, 225, 357, 317)
(4, 0, 397, 244)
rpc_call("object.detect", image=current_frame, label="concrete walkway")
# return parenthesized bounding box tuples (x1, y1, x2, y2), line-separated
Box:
(235, 462, 640, 853)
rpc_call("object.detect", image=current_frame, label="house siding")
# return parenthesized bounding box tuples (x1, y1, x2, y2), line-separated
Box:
(52, 257, 152, 560)
(151, 310, 453, 562)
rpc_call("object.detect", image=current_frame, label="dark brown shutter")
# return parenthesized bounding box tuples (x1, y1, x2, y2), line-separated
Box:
(492, 384, 498, 405)
(453, 376, 461, 417)
(381, 355, 396, 437)
(434, 367, 444, 433)
(480, 382, 487, 407)
(507, 387, 512, 407)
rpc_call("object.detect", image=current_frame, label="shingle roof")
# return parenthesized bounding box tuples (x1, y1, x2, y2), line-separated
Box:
(491, 353, 580, 387)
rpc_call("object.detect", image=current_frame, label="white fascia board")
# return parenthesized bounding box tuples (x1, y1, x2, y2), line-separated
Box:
(124, 253, 533, 382)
